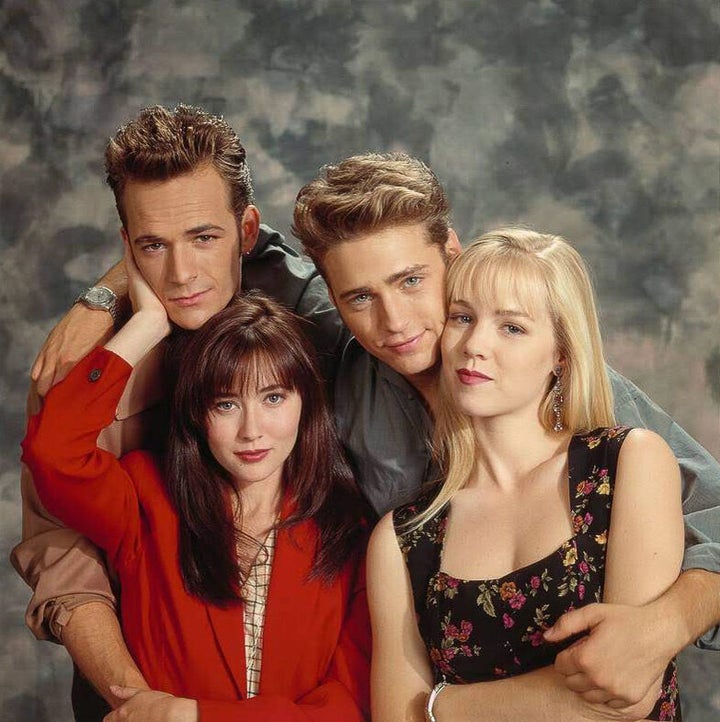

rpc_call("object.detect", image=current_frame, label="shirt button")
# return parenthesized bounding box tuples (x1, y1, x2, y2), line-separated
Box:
(88, 368, 102, 382)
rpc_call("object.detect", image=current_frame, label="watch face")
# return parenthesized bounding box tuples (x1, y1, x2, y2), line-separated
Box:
(84, 287, 114, 307)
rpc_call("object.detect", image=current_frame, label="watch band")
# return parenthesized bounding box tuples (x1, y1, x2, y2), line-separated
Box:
(426, 681, 449, 722)
(75, 285, 120, 326)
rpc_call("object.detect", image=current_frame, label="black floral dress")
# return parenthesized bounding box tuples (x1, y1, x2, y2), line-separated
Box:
(393, 427, 681, 721)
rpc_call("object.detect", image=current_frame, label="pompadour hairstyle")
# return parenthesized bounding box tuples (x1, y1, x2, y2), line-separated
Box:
(292, 152, 450, 272)
(105, 104, 253, 226)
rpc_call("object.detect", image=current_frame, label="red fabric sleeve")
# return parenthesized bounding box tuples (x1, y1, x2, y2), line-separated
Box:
(21, 347, 144, 570)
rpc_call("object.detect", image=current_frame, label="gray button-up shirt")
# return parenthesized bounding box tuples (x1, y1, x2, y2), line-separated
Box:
(334, 337, 720, 648)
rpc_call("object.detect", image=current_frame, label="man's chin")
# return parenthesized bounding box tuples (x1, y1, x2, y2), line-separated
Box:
(380, 351, 439, 381)
(167, 307, 216, 331)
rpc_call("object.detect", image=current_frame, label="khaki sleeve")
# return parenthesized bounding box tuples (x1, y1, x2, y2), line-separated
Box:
(10, 387, 117, 642)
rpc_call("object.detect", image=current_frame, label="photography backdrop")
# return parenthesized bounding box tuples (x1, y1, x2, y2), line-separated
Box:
(1, 1, 718, 720)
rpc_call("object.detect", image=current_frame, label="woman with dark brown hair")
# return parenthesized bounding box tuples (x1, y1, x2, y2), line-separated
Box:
(22, 247, 370, 722)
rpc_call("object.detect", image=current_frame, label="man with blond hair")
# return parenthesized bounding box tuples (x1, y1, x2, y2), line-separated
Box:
(291, 152, 720, 720)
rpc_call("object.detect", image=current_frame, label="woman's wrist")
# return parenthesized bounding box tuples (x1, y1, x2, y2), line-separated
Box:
(426, 681, 450, 721)
(104, 310, 171, 366)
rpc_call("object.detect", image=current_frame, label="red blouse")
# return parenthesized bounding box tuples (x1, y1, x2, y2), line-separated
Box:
(23, 347, 370, 722)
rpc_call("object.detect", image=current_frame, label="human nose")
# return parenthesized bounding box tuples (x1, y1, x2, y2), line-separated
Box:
(462, 322, 489, 358)
(167, 245, 198, 285)
(376, 296, 409, 335)
(237, 404, 262, 441)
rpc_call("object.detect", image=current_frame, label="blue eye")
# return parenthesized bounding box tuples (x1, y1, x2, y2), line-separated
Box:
(141, 242, 165, 252)
(503, 323, 524, 335)
(214, 400, 236, 411)
(449, 313, 472, 325)
(265, 392, 285, 405)
(404, 276, 421, 287)
(350, 293, 371, 306)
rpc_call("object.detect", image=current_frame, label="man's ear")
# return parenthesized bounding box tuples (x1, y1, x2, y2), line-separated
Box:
(444, 228, 462, 259)
(239, 205, 261, 255)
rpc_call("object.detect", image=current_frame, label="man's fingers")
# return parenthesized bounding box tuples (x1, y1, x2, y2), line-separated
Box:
(562, 672, 589, 692)
(53, 362, 73, 387)
(553, 636, 588, 677)
(35, 369, 53, 398)
(544, 602, 603, 642)
(36, 361, 72, 398)
(578, 688, 615, 705)
(30, 353, 43, 381)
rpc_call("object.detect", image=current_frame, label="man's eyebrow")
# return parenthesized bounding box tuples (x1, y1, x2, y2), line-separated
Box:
(185, 223, 225, 236)
(338, 285, 372, 302)
(338, 264, 431, 302)
(385, 264, 429, 285)
(132, 224, 225, 245)
(132, 234, 162, 246)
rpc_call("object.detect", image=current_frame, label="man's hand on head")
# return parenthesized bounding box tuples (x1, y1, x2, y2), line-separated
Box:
(31, 303, 116, 397)
(31, 257, 130, 396)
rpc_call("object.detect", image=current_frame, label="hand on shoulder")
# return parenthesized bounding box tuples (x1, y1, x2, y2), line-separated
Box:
(32, 303, 115, 397)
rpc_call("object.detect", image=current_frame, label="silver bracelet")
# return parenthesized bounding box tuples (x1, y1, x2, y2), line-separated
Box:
(426, 681, 449, 722)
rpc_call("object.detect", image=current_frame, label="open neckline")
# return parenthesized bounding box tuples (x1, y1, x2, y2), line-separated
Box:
(436, 434, 581, 585)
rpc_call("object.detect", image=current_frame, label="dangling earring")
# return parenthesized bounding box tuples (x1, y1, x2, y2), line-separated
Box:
(552, 365, 564, 432)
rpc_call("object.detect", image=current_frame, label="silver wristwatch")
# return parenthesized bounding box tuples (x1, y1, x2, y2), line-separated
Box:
(75, 285, 120, 325)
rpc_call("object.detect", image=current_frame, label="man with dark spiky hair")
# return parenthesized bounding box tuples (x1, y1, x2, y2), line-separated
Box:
(12, 105, 346, 721)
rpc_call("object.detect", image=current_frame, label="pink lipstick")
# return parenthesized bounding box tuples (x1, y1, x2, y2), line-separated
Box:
(234, 449, 270, 463)
(456, 369, 493, 385)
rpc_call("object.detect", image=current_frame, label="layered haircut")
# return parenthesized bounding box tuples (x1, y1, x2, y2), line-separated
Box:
(292, 152, 450, 272)
(410, 228, 615, 530)
(165, 292, 363, 605)
(105, 104, 253, 227)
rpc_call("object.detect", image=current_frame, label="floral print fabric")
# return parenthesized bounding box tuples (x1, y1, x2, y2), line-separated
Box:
(393, 427, 680, 721)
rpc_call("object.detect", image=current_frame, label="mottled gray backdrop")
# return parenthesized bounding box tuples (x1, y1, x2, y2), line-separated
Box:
(1, 1, 718, 720)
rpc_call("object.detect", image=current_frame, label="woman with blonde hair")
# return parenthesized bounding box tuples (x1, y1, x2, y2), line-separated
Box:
(368, 228, 683, 721)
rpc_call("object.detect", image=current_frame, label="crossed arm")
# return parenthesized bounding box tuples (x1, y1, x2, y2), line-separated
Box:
(367, 430, 686, 722)
(367, 514, 634, 722)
